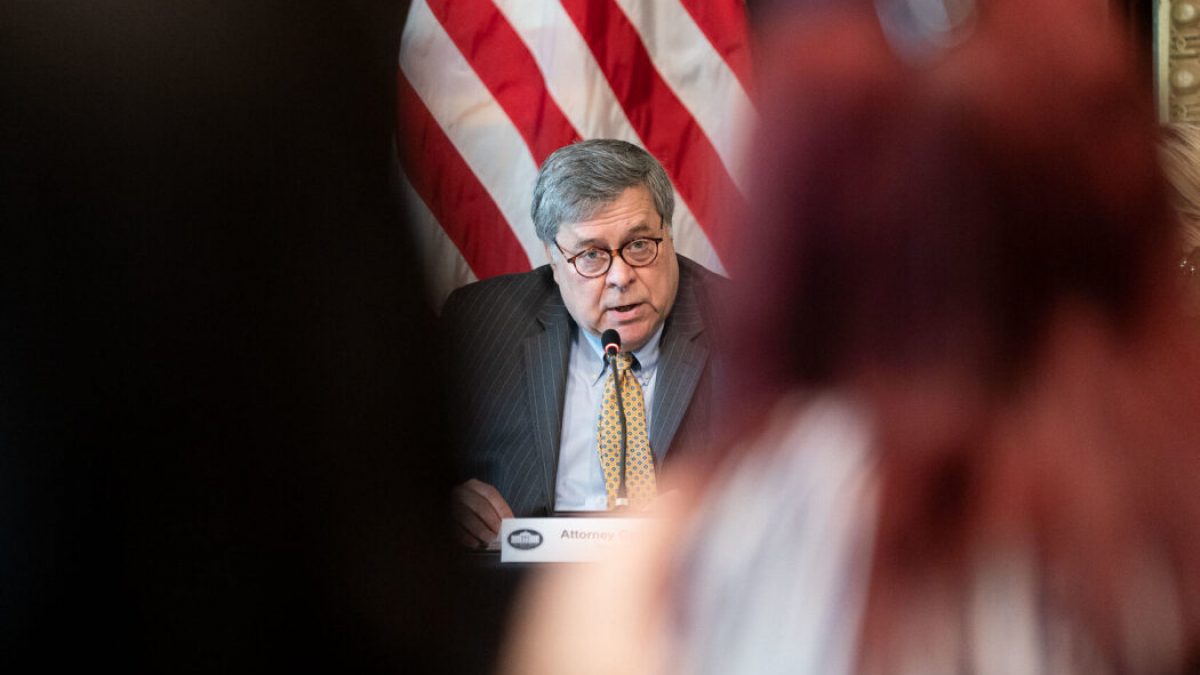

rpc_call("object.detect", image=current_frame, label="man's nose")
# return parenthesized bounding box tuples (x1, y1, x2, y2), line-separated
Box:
(605, 253, 637, 288)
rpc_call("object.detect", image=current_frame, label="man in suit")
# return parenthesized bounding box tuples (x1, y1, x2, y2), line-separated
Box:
(443, 139, 726, 546)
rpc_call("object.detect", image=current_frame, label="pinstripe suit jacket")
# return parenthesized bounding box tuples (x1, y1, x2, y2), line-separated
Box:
(442, 256, 726, 517)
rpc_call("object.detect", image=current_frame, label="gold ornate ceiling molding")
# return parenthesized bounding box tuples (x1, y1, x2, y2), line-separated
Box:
(1158, 0, 1200, 121)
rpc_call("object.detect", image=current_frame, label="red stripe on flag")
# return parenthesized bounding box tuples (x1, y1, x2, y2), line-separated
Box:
(678, 0, 755, 98)
(396, 73, 532, 279)
(559, 0, 742, 257)
(426, 0, 581, 165)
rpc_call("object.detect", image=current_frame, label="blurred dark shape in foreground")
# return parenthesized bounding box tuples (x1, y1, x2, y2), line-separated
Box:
(2, 1, 474, 672)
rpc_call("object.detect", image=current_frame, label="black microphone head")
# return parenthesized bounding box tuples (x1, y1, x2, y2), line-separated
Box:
(601, 329, 621, 355)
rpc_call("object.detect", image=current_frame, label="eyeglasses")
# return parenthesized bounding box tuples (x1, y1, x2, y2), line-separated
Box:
(553, 236, 665, 278)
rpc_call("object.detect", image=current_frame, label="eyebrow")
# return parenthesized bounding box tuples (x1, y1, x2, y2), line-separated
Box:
(570, 223, 658, 249)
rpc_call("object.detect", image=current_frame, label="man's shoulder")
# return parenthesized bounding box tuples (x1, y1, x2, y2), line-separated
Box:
(678, 255, 729, 290)
(450, 264, 556, 297)
(442, 265, 557, 317)
(677, 255, 731, 316)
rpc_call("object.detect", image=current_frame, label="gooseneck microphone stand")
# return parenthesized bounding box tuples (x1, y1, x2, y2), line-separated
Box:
(601, 329, 628, 509)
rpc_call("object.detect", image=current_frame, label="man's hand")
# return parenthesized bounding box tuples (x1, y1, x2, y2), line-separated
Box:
(451, 479, 515, 548)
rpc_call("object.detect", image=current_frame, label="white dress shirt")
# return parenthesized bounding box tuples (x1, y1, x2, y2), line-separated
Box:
(553, 324, 662, 511)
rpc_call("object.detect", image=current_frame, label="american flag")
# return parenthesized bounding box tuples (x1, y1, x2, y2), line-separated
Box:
(397, 0, 754, 306)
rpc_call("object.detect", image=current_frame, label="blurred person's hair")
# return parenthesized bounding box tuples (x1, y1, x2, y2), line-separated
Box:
(1162, 123, 1200, 252)
(1161, 124, 1200, 319)
(729, 4, 1174, 404)
(718, 0, 1200, 669)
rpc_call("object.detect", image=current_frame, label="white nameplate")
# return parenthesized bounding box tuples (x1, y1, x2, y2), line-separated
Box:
(499, 517, 646, 563)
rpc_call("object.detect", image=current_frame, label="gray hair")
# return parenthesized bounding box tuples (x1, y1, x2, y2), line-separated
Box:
(530, 139, 675, 244)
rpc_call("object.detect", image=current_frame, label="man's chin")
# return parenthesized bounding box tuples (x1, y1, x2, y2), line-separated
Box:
(604, 324, 650, 352)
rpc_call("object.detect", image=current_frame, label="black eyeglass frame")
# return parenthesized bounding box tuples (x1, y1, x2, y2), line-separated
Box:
(552, 235, 666, 278)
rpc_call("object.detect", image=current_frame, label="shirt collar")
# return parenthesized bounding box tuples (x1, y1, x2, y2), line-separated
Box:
(579, 323, 664, 382)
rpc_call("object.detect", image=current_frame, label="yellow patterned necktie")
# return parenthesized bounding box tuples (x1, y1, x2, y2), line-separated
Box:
(596, 352, 657, 510)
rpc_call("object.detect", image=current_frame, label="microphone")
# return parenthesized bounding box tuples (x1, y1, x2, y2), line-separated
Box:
(600, 329, 629, 508)
(601, 329, 621, 358)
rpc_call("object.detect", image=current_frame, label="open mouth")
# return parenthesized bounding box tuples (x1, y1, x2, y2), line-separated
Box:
(611, 303, 639, 312)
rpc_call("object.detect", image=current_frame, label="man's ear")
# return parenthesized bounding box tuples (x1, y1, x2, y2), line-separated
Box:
(544, 244, 561, 286)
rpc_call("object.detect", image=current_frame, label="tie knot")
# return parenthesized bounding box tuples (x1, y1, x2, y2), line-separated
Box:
(612, 352, 635, 373)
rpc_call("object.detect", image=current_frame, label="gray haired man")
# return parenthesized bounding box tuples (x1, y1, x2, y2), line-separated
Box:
(442, 139, 726, 546)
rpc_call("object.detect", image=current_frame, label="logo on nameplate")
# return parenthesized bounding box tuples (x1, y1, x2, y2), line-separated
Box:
(507, 529, 544, 550)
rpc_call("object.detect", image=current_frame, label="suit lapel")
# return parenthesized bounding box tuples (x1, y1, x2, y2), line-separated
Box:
(523, 289, 572, 513)
(651, 269, 708, 465)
